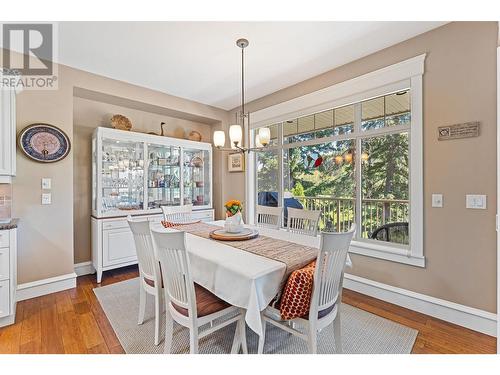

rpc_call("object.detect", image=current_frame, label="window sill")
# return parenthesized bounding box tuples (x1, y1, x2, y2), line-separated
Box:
(349, 240, 425, 267)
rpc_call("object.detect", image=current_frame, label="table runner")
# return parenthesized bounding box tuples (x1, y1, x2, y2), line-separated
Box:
(172, 222, 319, 284)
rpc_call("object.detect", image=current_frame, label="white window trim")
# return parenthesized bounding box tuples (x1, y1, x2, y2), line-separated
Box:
(247, 54, 425, 267)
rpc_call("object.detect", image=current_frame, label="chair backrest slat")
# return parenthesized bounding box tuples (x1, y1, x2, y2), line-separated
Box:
(286, 207, 321, 236)
(256, 205, 282, 229)
(310, 225, 355, 318)
(162, 204, 193, 224)
(151, 229, 197, 317)
(127, 216, 160, 283)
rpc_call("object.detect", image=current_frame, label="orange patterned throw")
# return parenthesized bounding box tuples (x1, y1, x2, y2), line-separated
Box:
(279, 260, 317, 320)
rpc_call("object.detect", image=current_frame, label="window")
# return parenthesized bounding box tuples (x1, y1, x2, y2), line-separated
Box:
(248, 54, 425, 267)
(255, 91, 410, 243)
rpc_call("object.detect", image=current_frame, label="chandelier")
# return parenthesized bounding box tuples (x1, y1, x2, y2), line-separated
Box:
(212, 38, 270, 153)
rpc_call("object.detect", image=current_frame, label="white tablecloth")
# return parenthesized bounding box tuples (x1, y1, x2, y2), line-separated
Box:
(153, 220, 351, 336)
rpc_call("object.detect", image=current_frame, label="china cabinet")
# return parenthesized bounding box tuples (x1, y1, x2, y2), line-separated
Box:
(0, 89, 16, 183)
(91, 127, 214, 282)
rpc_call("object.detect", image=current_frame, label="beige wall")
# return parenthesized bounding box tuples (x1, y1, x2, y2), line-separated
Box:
(227, 22, 498, 312)
(73, 97, 214, 264)
(9, 58, 229, 284)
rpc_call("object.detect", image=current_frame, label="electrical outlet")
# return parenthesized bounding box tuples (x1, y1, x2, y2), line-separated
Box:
(41, 193, 52, 205)
(466, 194, 486, 209)
(432, 194, 443, 208)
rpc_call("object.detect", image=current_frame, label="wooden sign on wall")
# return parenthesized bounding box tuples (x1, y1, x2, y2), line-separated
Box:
(438, 121, 480, 141)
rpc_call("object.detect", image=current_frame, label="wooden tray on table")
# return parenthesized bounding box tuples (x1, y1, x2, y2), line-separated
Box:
(209, 228, 259, 241)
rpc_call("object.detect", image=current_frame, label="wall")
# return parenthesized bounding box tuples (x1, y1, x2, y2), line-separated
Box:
(228, 22, 498, 312)
(8, 57, 229, 284)
(73, 96, 214, 264)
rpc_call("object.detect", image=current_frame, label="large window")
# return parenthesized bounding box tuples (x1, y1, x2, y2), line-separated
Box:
(255, 90, 411, 246)
(249, 55, 424, 266)
(254, 90, 411, 240)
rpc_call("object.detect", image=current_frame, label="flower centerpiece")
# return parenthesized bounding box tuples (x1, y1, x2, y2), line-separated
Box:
(224, 199, 244, 233)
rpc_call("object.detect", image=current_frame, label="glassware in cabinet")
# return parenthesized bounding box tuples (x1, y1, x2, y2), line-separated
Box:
(183, 148, 211, 207)
(101, 137, 144, 213)
(147, 143, 181, 209)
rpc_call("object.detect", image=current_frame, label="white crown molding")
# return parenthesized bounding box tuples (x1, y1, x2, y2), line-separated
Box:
(344, 273, 497, 337)
(74, 261, 96, 276)
(250, 53, 426, 129)
(16, 273, 77, 302)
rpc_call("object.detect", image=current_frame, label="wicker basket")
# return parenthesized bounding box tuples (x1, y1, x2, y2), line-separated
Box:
(110, 114, 132, 131)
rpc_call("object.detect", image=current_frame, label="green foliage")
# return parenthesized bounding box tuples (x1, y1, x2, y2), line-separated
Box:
(256, 113, 409, 201)
(291, 181, 304, 197)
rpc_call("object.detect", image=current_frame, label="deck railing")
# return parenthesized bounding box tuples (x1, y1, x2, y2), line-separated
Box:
(294, 196, 409, 238)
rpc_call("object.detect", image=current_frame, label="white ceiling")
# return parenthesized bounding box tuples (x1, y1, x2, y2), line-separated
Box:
(58, 22, 446, 111)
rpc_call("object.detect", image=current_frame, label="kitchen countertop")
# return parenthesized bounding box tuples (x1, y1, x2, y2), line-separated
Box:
(0, 218, 18, 230)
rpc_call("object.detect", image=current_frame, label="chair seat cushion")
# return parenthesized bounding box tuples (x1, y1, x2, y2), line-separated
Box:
(143, 263, 164, 288)
(172, 284, 231, 318)
(278, 260, 317, 320)
(144, 275, 163, 288)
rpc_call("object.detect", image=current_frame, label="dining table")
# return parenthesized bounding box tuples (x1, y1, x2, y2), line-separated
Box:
(153, 220, 352, 338)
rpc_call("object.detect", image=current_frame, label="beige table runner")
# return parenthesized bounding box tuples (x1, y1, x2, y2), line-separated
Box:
(173, 222, 318, 283)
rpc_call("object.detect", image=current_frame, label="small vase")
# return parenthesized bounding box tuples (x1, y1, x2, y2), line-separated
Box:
(224, 211, 244, 233)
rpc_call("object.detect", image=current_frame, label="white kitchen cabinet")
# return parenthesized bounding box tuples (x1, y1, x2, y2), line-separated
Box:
(0, 225, 17, 327)
(0, 89, 16, 182)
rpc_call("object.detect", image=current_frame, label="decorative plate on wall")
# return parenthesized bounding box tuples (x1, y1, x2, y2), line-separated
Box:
(18, 123, 71, 163)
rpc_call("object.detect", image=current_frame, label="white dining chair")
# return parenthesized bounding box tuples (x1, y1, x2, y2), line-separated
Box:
(151, 228, 248, 354)
(255, 205, 283, 229)
(161, 204, 193, 223)
(257, 225, 355, 354)
(127, 216, 164, 346)
(286, 207, 321, 236)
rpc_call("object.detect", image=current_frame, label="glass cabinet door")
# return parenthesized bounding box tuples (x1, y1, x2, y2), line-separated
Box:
(183, 148, 211, 207)
(147, 144, 181, 209)
(101, 138, 144, 213)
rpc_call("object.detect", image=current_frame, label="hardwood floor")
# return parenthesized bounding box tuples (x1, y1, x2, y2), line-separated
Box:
(0, 265, 496, 354)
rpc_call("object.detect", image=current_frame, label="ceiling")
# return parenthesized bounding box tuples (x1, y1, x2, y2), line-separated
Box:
(58, 22, 446, 111)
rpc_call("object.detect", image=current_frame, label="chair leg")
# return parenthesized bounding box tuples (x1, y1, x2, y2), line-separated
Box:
(138, 284, 146, 325)
(333, 316, 343, 354)
(154, 292, 161, 345)
(239, 315, 248, 354)
(257, 316, 266, 354)
(307, 326, 317, 354)
(231, 319, 242, 354)
(189, 328, 199, 354)
(164, 309, 174, 354)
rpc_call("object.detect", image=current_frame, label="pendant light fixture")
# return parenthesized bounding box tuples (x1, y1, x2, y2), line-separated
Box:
(213, 38, 271, 153)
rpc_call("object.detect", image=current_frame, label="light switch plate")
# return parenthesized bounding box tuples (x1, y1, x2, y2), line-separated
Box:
(41, 193, 51, 205)
(41, 178, 51, 190)
(466, 194, 486, 209)
(432, 194, 443, 208)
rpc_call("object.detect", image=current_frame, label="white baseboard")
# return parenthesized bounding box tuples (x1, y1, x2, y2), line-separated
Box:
(16, 273, 77, 302)
(344, 273, 497, 337)
(74, 261, 95, 276)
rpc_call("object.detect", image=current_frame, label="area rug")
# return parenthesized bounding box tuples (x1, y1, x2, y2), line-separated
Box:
(93, 278, 417, 354)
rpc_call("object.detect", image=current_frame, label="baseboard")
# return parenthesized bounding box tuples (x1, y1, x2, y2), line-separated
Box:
(344, 273, 497, 337)
(74, 261, 95, 276)
(16, 273, 77, 302)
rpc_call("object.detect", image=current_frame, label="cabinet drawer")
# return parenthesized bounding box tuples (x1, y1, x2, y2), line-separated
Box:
(192, 210, 214, 222)
(102, 219, 129, 230)
(0, 279, 9, 318)
(103, 227, 137, 267)
(0, 248, 9, 281)
(0, 230, 9, 248)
